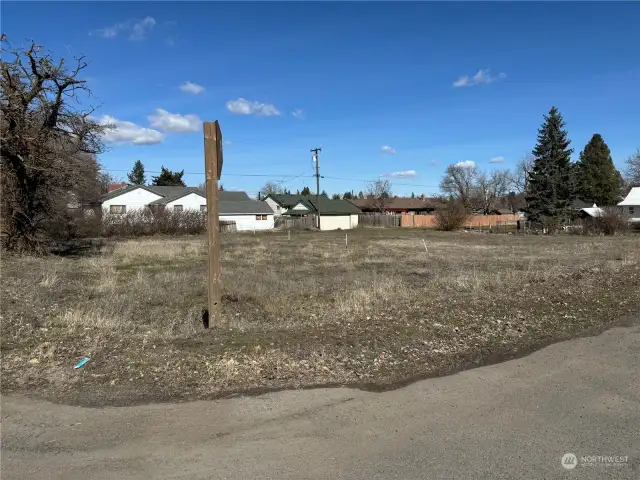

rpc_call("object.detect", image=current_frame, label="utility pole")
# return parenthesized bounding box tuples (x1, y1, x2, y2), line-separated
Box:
(311, 147, 322, 229)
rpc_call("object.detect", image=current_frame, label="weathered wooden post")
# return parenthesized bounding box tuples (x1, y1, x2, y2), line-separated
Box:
(204, 121, 223, 327)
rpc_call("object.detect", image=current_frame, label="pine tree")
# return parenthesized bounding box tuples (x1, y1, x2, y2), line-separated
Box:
(151, 166, 186, 186)
(127, 160, 146, 185)
(301, 186, 311, 195)
(411, 192, 416, 198)
(574, 134, 621, 205)
(525, 107, 575, 227)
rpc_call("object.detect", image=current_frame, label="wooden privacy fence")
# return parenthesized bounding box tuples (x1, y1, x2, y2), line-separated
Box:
(401, 214, 521, 228)
(358, 214, 401, 228)
(274, 215, 317, 230)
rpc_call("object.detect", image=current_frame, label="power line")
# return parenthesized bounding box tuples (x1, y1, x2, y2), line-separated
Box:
(321, 175, 440, 188)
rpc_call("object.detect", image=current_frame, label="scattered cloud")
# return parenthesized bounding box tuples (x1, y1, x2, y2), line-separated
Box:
(292, 109, 305, 119)
(165, 37, 176, 47)
(223, 140, 232, 146)
(147, 108, 201, 133)
(90, 16, 156, 41)
(130, 17, 156, 41)
(489, 156, 505, 163)
(98, 115, 164, 145)
(390, 170, 417, 178)
(428, 159, 439, 166)
(225, 98, 281, 116)
(453, 69, 506, 88)
(455, 160, 476, 168)
(380, 145, 397, 154)
(179, 82, 205, 95)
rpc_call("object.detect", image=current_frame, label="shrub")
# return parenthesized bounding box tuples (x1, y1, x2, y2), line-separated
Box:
(434, 200, 469, 231)
(102, 208, 207, 237)
(595, 207, 629, 235)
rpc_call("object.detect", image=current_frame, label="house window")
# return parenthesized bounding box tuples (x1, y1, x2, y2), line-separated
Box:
(174, 205, 183, 212)
(200, 205, 206, 212)
(109, 205, 126, 214)
(630, 206, 635, 215)
(256, 214, 267, 220)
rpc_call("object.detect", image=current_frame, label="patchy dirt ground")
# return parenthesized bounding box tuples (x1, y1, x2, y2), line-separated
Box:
(2, 229, 639, 406)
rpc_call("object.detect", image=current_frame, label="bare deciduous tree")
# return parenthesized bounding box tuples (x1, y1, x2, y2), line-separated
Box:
(1, 37, 108, 253)
(475, 169, 512, 214)
(439, 163, 478, 210)
(260, 181, 283, 197)
(510, 152, 535, 194)
(365, 179, 393, 212)
(624, 149, 640, 188)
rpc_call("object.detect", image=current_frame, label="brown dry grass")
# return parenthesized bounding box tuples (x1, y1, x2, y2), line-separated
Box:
(2, 229, 639, 405)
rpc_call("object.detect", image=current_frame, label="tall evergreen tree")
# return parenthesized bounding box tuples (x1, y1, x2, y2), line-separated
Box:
(525, 107, 575, 226)
(574, 134, 621, 205)
(151, 166, 186, 186)
(127, 160, 146, 185)
(301, 186, 311, 195)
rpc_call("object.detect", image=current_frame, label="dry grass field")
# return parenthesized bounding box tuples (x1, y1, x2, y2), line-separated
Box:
(2, 229, 639, 405)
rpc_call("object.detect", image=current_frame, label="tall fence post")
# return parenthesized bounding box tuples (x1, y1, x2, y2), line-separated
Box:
(203, 121, 223, 328)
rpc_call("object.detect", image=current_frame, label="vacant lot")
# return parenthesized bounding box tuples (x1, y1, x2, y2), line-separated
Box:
(2, 229, 639, 405)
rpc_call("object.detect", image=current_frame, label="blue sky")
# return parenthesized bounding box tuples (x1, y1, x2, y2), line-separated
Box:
(4, 1, 640, 197)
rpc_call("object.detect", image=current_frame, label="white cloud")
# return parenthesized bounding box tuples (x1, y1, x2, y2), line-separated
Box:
(147, 108, 201, 133)
(489, 156, 505, 163)
(428, 159, 439, 166)
(455, 160, 476, 168)
(453, 69, 506, 88)
(98, 115, 164, 145)
(292, 109, 305, 119)
(180, 82, 205, 95)
(381, 145, 397, 154)
(130, 17, 156, 41)
(225, 98, 281, 116)
(390, 170, 417, 178)
(90, 16, 156, 41)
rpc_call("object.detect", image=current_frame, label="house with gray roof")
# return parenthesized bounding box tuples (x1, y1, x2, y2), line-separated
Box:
(282, 197, 361, 230)
(100, 185, 275, 231)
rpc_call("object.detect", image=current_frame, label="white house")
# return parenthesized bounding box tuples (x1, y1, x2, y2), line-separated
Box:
(100, 185, 274, 231)
(283, 197, 361, 230)
(618, 187, 640, 223)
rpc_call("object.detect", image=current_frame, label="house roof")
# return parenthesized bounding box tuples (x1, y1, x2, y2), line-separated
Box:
(488, 208, 513, 215)
(572, 199, 596, 209)
(347, 197, 438, 210)
(148, 187, 203, 205)
(219, 191, 251, 201)
(100, 185, 251, 203)
(265, 193, 329, 208)
(580, 207, 605, 218)
(618, 187, 640, 206)
(285, 198, 361, 215)
(219, 200, 274, 215)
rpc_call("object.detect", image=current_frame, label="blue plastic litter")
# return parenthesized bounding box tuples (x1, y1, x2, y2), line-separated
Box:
(74, 357, 90, 369)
